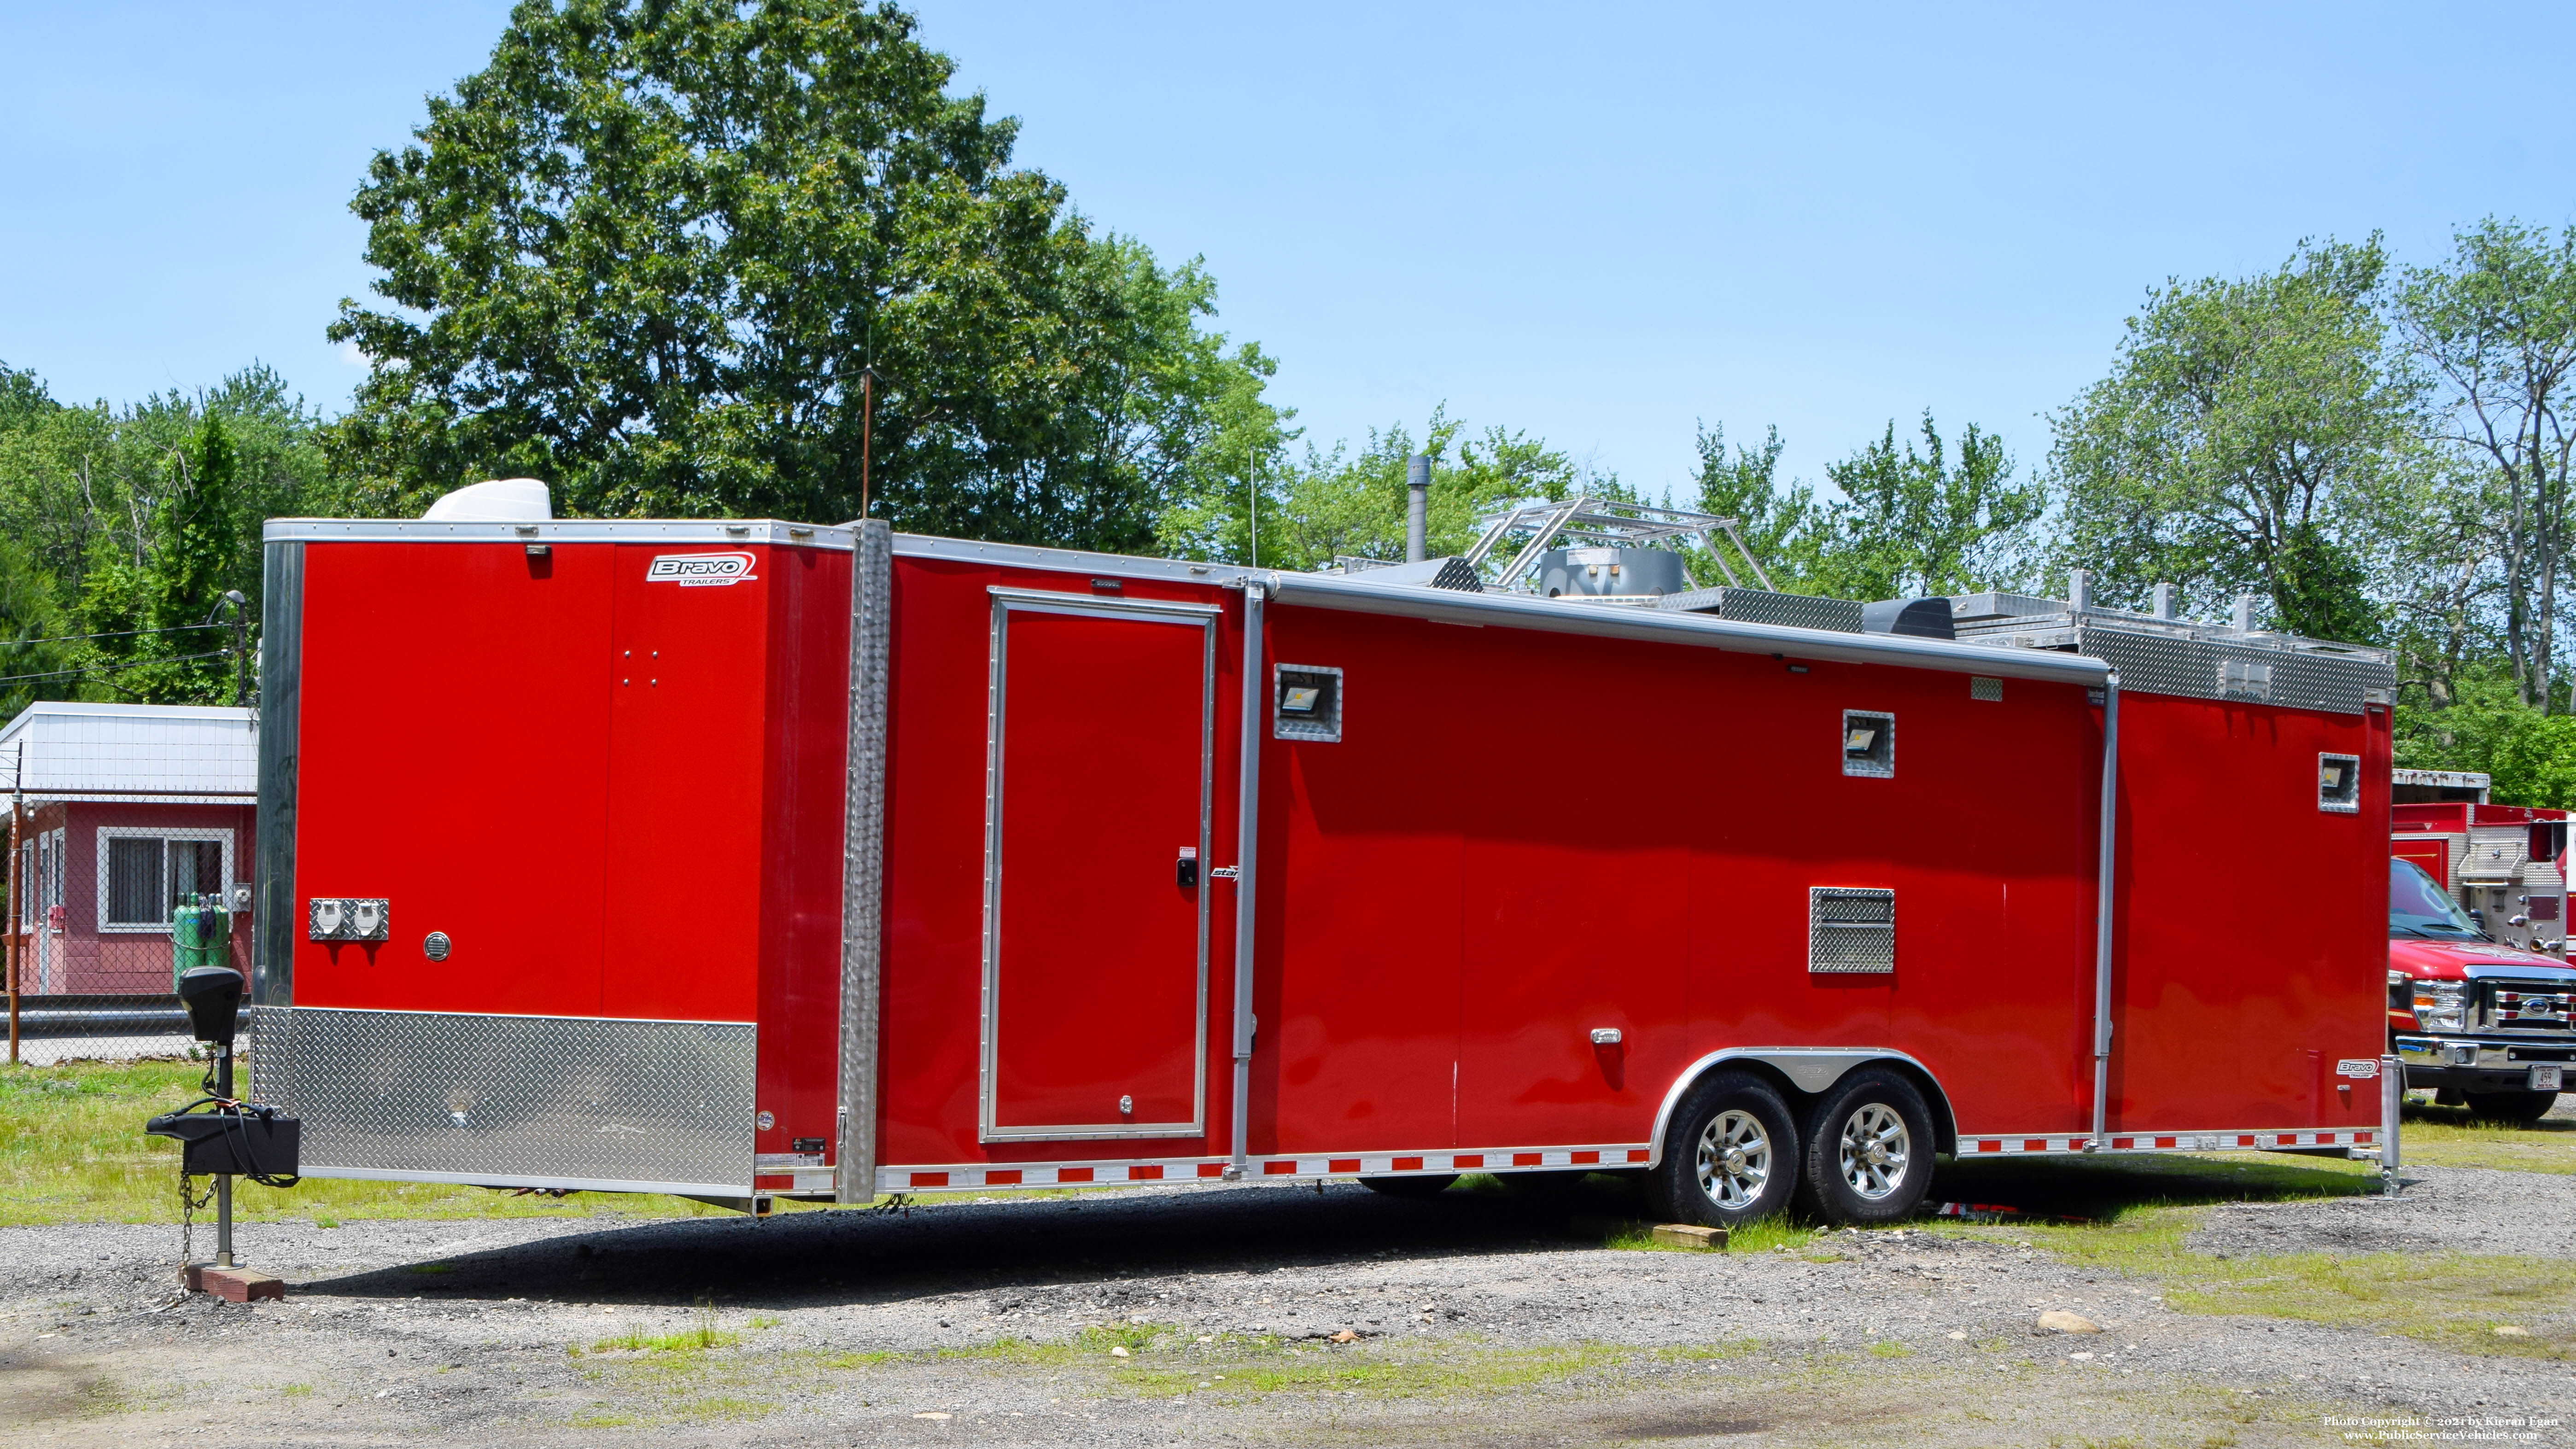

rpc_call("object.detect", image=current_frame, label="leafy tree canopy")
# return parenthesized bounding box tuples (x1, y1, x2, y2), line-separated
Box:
(329, 0, 1276, 552)
(2048, 237, 2412, 640)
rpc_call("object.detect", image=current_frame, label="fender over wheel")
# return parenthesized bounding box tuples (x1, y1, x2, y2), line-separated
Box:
(1642, 1070, 1799, 1228)
(1797, 1066, 1936, 1225)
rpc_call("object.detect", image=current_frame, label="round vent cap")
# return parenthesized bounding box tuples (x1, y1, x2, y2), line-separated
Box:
(423, 930, 452, 962)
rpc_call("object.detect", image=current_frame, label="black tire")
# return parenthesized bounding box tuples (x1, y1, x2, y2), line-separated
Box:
(1641, 1070, 1799, 1228)
(1360, 1173, 1459, 1200)
(1797, 1067, 1936, 1226)
(2462, 1090, 2558, 1124)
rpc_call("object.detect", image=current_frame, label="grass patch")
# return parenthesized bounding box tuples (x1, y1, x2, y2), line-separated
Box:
(1910, 1151, 2575, 1360)
(2395, 1099, 2576, 1175)
(936, 1336, 1077, 1366)
(0, 1059, 789, 1226)
(592, 1303, 738, 1356)
(279, 1383, 313, 1398)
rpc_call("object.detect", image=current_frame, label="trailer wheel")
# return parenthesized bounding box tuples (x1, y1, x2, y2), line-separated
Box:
(1798, 1068, 1934, 1226)
(1643, 1071, 1798, 1227)
(2462, 1089, 2558, 1124)
(1360, 1174, 1460, 1200)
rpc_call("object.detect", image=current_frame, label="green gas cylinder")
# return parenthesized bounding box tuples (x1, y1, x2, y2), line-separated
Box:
(171, 893, 232, 989)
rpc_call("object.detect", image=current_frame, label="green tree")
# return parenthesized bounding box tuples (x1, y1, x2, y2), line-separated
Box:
(2397, 218, 2576, 709)
(1689, 415, 2036, 599)
(0, 361, 324, 713)
(1809, 413, 2039, 600)
(1251, 409, 1613, 572)
(2049, 238, 2415, 640)
(329, 0, 1273, 550)
(1690, 422, 1815, 588)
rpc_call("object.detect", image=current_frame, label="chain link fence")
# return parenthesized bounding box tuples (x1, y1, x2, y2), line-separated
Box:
(8, 894, 239, 1067)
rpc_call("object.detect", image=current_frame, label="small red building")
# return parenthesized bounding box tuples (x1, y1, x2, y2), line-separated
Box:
(1, 702, 257, 995)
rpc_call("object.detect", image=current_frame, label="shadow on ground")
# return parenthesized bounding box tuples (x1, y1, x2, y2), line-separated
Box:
(296, 1148, 2374, 1310)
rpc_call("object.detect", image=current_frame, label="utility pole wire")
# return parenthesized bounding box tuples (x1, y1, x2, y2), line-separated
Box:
(0, 649, 232, 689)
(0, 621, 223, 650)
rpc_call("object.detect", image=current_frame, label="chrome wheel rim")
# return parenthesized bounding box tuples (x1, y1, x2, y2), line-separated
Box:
(1838, 1102, 1910, 1200)
(1694, 1108, 1772, 1210)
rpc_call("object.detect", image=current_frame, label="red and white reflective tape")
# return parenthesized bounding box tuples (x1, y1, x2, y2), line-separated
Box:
(1251, 1146, 1651, 1179)
(1951, 1128, 2378, 1157)
(878, 1144, 1653, 1194)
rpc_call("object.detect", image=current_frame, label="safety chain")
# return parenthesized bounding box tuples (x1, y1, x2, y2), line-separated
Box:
(176, 1160, 212, 1288)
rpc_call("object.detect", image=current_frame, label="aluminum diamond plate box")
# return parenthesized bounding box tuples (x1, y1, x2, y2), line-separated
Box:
(1809, 888, 1895, 974)
(2079, 626, 2392, 716)
(270, 1008, 756, 1193)
(1659, 587, 1864, 633)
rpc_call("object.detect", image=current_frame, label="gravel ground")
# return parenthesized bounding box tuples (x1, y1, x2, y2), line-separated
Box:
(3, 1162, 2573, 1448)
(2191, 1162, 2576, 1259)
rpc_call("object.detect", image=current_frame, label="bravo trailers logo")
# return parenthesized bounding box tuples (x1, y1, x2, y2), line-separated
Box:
(645, 552, 758, 587)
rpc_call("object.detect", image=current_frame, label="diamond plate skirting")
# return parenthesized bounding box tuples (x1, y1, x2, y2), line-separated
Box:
(267, 1008, 756, 1194)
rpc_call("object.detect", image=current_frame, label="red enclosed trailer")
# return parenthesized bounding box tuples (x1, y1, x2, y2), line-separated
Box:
(248, 500, 2398, 1226)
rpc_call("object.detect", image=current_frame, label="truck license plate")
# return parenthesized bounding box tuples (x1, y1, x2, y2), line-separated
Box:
(2535, 1065, 2565, 1092)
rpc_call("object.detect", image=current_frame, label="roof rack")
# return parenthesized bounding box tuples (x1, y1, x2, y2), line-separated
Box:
(1461, 497, 1776, 595)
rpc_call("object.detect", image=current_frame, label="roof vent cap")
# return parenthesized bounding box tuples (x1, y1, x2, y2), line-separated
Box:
(423, 478, 553, 522)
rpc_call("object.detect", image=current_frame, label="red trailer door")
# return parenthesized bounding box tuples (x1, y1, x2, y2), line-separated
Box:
(981, 591, 1216, 1142)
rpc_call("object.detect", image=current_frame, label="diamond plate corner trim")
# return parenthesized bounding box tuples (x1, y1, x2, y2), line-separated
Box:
(838, 519, 893, 1204)
(1810, 887, 1895, 974)
(274, 1008, 754, 1191)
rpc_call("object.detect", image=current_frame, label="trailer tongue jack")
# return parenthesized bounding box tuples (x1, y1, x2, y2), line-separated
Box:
(145, 966, 299, 1301)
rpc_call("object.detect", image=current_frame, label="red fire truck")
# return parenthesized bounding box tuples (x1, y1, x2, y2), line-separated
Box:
(2385, 770, 2572, 1121)
(246, 492, 2399, 1227)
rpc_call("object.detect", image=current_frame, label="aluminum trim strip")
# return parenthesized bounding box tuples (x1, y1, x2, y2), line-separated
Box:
(985, 585, 1226, 621)
(261, 518, 856, 549)
(836, 520, 893, 1204)
(251, 538, 302, 1020)
(297, 1166, 759, 1198)
(1952, 1128, 2379, 1155)
(898, 533, 1257, 587)
(880, 1143, 1657, 1192)
(1228, 584, 1264, 1176)
(2090, 671, 2120, 1146)
(1261, 571, 2110, 684)
(977, 594, 1215, 1143)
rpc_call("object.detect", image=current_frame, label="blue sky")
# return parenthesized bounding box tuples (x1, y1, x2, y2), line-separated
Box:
(3, 3, 2570, 502)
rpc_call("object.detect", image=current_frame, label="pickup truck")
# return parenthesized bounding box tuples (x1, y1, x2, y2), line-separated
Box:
(2389, 857, 2574, 1122)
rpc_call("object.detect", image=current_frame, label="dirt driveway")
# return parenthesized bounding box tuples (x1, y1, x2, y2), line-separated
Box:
(5, 1142, 2574, 1448)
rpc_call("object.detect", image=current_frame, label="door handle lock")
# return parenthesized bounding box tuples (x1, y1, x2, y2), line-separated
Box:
(1176, 848, 1198, 889)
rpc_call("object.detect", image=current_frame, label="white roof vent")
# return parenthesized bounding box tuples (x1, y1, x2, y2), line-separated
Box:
(422, 478, 553, 522)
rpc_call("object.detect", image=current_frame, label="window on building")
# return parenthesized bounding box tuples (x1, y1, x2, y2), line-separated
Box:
(97, 829, 233, 931)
